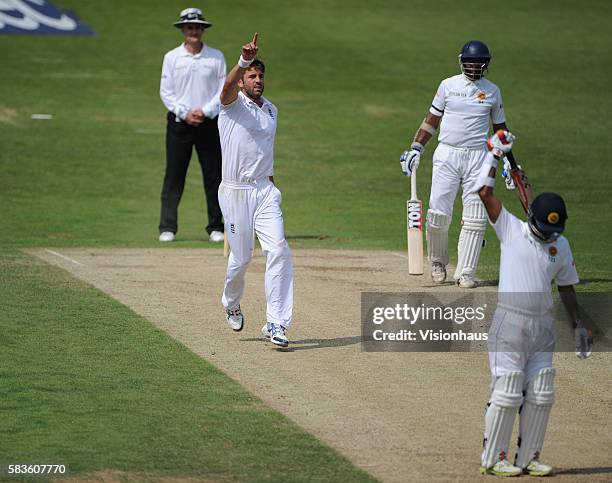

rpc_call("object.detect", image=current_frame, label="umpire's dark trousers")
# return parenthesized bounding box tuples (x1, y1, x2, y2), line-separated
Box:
(159, 112, 223, 236)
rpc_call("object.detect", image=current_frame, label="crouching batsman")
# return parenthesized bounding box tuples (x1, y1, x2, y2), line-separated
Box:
(475, 131, 593, 476)
(217, 33, 293, 347)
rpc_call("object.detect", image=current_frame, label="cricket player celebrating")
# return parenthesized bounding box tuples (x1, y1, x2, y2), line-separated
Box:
(475, 131, 593, 477)
(217, 33, 293, 347)
(401, 40, 508, 288)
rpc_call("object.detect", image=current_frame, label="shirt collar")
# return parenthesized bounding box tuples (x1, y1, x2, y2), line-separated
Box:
(239, 90, 270, 109)
(461, 74, 481, 87)
(180, 42, 205, 57)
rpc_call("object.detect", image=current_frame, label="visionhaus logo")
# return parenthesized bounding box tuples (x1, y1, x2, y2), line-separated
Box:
(0, 0, 94, 35)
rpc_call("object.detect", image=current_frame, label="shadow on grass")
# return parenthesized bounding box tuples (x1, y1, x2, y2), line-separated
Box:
(286, 234, 329, 240)
(580, 278, 612, 285)
(240, 335, 362, 351)
(476, 279, 499, 287)
(475, 277, 612, 288)
(555, 466, 612, 475)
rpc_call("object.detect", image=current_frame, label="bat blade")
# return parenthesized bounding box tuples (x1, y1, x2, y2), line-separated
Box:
(407, 174, 424, 275)
(506, 151, 533, 214)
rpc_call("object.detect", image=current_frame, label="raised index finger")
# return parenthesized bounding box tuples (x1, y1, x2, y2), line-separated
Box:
(252, 32, 258, 46)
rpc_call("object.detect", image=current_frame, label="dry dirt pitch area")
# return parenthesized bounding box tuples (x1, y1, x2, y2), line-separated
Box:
(33, 248, 611, 482)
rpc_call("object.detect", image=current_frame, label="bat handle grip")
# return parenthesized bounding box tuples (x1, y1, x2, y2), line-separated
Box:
(506, 151, 518, 170)
(410, 169, 418, 199)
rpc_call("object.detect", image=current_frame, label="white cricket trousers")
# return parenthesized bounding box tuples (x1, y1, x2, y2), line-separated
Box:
(218, 179, 293, 328)
(487, 307, 554, 383)
(429, 143, 489, 214)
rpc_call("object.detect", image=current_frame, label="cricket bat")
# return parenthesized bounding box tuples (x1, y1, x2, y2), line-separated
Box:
(496, 130, 534, 215)
(407, 171, 424, 275)
(505, 150, 533, 214)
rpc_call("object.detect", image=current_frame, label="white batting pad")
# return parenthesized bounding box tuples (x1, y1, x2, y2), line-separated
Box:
(426, 210, 451, 265)
(481, 371, 524, 468)
(454, 201, 487, 279)
(515, 368, 555, 468)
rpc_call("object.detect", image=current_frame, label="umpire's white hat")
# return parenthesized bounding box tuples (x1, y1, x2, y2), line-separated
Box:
(173, 8, 212, 29)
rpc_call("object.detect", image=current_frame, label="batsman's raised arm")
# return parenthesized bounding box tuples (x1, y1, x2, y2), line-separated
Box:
(220, 32, 258, 106)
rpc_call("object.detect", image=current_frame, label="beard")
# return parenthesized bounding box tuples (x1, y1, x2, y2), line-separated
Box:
(243, 85, 264, 101)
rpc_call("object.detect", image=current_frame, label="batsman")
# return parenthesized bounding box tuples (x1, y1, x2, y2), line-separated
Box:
(475, 131, 593, 477)
(401, 40, 509, 288)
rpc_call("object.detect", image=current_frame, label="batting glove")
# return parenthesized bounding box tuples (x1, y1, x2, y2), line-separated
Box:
(501, 158, 522, 190)
(487, 130, 515, 159)
(574, 325, 593, 359)
(400, 143, 422, 177)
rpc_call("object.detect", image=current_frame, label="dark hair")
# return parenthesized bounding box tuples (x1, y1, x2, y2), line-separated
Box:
(248, 58, 265, 73)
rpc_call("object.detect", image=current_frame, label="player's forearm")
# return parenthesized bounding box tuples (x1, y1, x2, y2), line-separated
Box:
(477, 153, 502, 222)
(492, 122, 508, 133)
(413, 113, 441, 147)
(219, 64, 247, 105)
(558, 285, 581, 326)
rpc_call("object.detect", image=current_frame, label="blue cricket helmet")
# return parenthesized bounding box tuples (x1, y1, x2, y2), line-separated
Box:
(459, 40, 491, 80)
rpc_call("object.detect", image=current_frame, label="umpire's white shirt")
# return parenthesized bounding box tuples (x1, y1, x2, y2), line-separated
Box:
(160, 43, 226, 120)
(430, 74, 505, 148)
(218, 91, 277, 184)
(492, 208, 579, 313)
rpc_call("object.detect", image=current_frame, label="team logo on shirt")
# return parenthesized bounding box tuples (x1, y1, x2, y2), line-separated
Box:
(477, 91, 487, 103)
(548, 246, 558, 262)
(547, 212, 560, 224)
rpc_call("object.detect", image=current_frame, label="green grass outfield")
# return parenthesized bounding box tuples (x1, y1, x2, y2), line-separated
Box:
(1, 0, 611, 285)
(0, 250, 373, 482)
(1, 0, 611, 480)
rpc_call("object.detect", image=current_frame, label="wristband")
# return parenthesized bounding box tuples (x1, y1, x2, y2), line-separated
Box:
(419, 118, 437, 136)
(491, 148, 505, 160)
(411, 142, 424, 153)
(238, 55, 253, 68)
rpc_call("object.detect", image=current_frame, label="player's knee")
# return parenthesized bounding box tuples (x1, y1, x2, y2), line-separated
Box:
(427, 210, 451, 232)
(462, 201, 487, 232)
(525, 368, 555, 406)
(491, 371, 524, 408)
(231, 253, 252, 271)
(265, 239, 292, 260)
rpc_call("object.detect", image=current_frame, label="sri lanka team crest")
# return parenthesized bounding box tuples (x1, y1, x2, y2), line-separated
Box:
(547, 212, 560, 224)
(548, 246, 558, 261)
(0, 0, 94, 35)
(477, 91, 487, 103)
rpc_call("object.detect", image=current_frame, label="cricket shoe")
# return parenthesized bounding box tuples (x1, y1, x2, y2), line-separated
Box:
(458, 274, 477, 289)
(431, 262, 447, 283)
(522, 460, 553, 476)
(159, 231, 175, 242)
(209, 230, 224, 243)
(269, 323, 289, 347)
(225, 305, 244, 331)
(261, 323, 271, 338)
(479, 460, 522, 477)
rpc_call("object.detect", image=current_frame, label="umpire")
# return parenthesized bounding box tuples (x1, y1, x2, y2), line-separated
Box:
(158, 8, 226, 243)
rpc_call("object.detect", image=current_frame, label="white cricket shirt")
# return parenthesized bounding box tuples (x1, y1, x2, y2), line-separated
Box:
(218, 91, 277, 184)
(430, 74, 505, 148)
(492, 208, 579, 313)
(160, 43, 226, 120)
